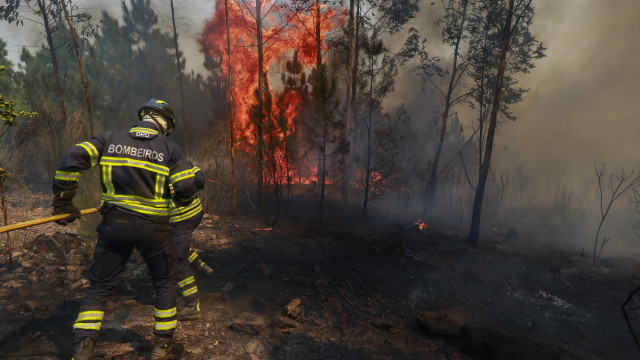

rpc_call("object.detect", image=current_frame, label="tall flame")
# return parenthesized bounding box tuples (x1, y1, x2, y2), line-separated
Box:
(198, 1, 342, 185)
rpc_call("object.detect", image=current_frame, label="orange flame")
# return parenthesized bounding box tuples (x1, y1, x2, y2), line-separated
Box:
(198, 1, 342, 185)
(415, 219, 429, 230)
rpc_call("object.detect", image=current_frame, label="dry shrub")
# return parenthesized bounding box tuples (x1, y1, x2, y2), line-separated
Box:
(193, 125, 235, 215)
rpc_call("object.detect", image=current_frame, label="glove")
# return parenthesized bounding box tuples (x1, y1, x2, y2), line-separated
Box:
(52, 195, 81, 225)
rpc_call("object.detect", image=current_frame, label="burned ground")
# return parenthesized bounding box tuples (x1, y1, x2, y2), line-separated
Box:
(0, 194, 639, 359)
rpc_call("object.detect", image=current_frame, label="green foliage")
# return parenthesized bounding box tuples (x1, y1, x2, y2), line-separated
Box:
(303, 61, 345, 199)
(467, 0, 546, 122)
(0, 66, 37, 138)
(0, 0, 22, 24)
(377, 0, 420, 34)
(0, 0, 226, 187)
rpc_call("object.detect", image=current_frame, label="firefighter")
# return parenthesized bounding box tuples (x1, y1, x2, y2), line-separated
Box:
(170, 162, 213, 321)
(188, 245, 215, 277)
(53, 98, 195, 360)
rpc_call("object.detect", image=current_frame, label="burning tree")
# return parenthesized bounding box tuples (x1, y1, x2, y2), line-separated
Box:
(280, 50, 310, 188)
(198, 0, 341, 222)
(354, 29, 418, 216)
(355, 106, 411, 216)
(301, 62, 345, 221)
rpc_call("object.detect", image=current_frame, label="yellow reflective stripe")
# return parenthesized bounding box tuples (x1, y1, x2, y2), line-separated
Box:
(188, 251, 198, 263)
(170, 198, 202, 222)
(76, 142, 99, 167)
(178, 276, 195, 288)
(130, 128, 158, 135)
(102, 193, 170, 207)
(155, 174, 165, 199)
(99, 199, 170, 216)
(170, 204, 202, 222)
(170, 197, 200, 214)
(54, 170, 81, 182)
(76, 311, 104, 321)
(169, 168, 195, 183)
(100, 156, 169, 175)
(154, 307, 177, 318)
(154, 320, 177, 331)
(73, 322, 101, 331)
(103, 165, 114, 194)
(182, 286, 198, 297)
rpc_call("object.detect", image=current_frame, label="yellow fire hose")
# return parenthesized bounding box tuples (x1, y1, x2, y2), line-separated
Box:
(0, 207, 100, 234)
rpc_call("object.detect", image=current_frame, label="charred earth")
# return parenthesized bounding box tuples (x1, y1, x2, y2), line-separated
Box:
(0, 194, 639, 359)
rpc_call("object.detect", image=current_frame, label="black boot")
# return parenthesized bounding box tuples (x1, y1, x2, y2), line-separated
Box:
(151, 336, 184, 360)
(194, 259, 214, 276)
(177, 299, 201, 321)
(71, 337, 95, 360)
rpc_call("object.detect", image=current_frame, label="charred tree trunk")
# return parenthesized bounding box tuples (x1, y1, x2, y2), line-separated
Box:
(225, 0, 237, 215)
(37, 0, 68, 125)
(61, 0, 93, 135)
(468, 0, 515, 246)
(170, 0, 189, 158)
(424, 0, 469, 215)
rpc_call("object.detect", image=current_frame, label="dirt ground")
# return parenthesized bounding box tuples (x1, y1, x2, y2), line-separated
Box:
(1, 193, 640, 360)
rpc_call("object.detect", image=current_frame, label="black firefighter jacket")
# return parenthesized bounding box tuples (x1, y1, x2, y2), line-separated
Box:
(53, 121, 196, 218)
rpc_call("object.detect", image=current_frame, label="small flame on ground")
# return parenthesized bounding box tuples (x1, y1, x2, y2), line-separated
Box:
(415, 219, 429, 230)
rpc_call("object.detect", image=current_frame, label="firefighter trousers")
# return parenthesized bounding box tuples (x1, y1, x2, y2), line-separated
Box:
(173, 213, 203, 303)
(72, 207, 177, 344)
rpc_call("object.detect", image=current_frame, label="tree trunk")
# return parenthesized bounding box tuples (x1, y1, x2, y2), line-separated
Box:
(170, 0, 189, 158)
(224, 0, 237, 215)
(362, 53, 374, 217)
(424, 0, 469, 215)
(314, 0, 326, 217)
(341, 0, 355, 205)
(315, 0, 322, 70)
(0, 176, 12, 270)
(344, 0, 355, 132)
(37, 0, 68, 125)
(315, 0, 322, 180)
(319, 134, 326, 221)
(468, 0, 515, 246)
(61, 0, 93, 135)
(256, 0, 265, 203)
(351, 0, 360, 106)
